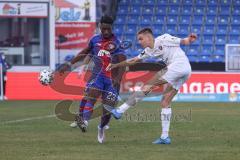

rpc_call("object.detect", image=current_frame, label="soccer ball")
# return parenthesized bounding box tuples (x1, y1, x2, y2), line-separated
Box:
(38, 69, 54, 85)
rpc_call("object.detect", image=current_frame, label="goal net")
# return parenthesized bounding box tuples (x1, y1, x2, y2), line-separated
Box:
(225, 44, 240, 71)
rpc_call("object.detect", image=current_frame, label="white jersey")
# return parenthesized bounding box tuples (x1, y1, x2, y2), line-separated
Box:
(137, 34, 189, 65)
(137, 33, 192, 90)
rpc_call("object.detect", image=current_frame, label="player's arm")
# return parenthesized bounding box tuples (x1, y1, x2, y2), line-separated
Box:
(69, 46, 91, 65)
(180, 33, 197, 45)
(106, 56, 141, 71)
(58, 46, 91, 74)
(111, 54, 127, 85)
(78, 54, 91, 75)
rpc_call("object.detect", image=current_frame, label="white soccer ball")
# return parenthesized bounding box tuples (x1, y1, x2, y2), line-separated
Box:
(38, 69, 54, 85)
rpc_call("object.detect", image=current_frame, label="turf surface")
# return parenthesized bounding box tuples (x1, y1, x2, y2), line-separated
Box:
(0, 101, 240, 160)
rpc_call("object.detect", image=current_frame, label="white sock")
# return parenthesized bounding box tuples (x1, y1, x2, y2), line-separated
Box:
(161, 107, 172, 139)
(116, 103, 131, 113)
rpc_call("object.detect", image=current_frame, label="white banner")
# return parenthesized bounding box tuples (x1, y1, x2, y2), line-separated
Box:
(55, 0, 96, 22)
(0, 2, 48, 17)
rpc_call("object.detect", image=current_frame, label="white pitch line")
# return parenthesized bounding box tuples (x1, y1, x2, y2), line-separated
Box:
(1, 114, 58, 125)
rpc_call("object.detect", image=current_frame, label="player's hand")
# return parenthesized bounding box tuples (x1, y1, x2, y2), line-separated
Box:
(77, 65, 86, 78)
(106, 63, 116, 71)
(58, 63, 70, 75)
(189, 33, 197, 43)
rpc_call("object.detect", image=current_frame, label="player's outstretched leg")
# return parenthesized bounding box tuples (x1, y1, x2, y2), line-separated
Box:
(104, 90, 147, 119)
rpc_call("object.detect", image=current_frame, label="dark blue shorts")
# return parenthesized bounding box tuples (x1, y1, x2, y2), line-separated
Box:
(86, 74, 118, 102)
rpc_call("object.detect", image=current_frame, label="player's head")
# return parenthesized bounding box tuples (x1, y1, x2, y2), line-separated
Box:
(99, 15, 114, 39)
(137, 28, 154, 48)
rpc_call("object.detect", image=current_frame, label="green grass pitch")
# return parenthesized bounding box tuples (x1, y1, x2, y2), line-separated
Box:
(0, 101, 240, 160)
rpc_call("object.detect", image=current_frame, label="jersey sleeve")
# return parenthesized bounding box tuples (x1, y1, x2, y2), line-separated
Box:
(161, 34, 181, 46)
(137, 49, 150, 60)
(114, 39, 125, 55)
(88, 37, 94, 55)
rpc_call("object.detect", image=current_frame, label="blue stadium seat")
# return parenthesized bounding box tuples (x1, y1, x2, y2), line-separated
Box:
(166, 16, 178, 24)
(229, 25, 240, 35)
(231, 17, 240, 25)
(188, 45, 200, 55)
(188, 55, 199, 62)
(143, 0, 155, 5)
(138, 23, 152, 29)
(177, 25, 189, 35)
(181, 6, 192, 15)
(192, 15, 204, 24)
(212, 55, 225, 62)
(232, 0, 240, 6)
(205, 16, 216, 25)
(203, 25, 216, 35)
(214, 45, 225, 56)
(153, 16, 165, 24)
(216, 25, 229, 35)
(164, 25, 176, 35)
(142, 6, 153, 15)
(232, 7, 240, 15)
(125, 25, 138, 34)
(178, 15, 191, 24)
(182, 0, 194, 5)
(168, 6, 180, 15)
(181, 45, 189, 53)
(156, 0, 169, 5)
(131, 0, 144, 5)
(135, 43, 143, 50)
(206, 6, 218, 15)
(208, 0, 218, 6)
(119, 0, 128, 5)
(115, 15, 127, 24)
(201, 45, 213, 55)
(192, 35, 201, 45)
(194, 6, 205, 15)
(218, 6, 231, 15)
(228, 35, 240, 44)
(219, 0, 231, 6)
(215, 35, 227, 45)
(129, 6, 141, 15)
(169, 0, 181, 5)
(155, 7, 168, 15)
(152, 24, 163, 35)
(128, 15, 140, 24)
(118, 7, 128, 15)
(141, 15, 153, 24)
(202, 35, 214, 45)
(190, 25, 202, 35)
(195, 0, 206, 6)
(113, 25, 125, 35)
(122, 34, 136, 42)
(217, 16, 229, 25)
(199, 55, 211, 62)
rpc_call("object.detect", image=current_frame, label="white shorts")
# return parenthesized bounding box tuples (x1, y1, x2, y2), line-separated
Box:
(162, 60, 191, 90)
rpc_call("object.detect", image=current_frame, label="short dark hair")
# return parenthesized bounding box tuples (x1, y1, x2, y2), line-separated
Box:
(100, 15, 114, 25)
(137, 27, 153, 35)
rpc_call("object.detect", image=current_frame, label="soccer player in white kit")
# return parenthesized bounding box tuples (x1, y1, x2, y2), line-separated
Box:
(105, 28, 197, 144)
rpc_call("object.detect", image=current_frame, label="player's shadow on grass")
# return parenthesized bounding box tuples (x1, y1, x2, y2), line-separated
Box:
(54, 100, 108, 121)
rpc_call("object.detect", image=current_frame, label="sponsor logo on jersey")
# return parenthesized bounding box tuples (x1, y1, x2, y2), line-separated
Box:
(98, 50, 111, 57)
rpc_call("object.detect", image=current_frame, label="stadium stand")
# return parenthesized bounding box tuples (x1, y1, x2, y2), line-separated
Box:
(113, 0, 240, 69)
